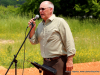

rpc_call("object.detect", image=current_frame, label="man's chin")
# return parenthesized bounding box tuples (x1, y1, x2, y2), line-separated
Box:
(41, 16, 45, 20)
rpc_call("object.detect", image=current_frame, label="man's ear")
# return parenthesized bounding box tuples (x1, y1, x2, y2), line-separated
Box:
(50, 8, 53, 12)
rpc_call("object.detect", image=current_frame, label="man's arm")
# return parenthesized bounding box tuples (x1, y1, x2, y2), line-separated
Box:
(28, 18, 37, 45)
(66, 55, 75, 71)
(58, 18, 76, 71)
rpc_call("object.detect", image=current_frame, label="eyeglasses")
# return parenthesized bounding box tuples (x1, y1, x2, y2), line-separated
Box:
(39, 7, 50, 11)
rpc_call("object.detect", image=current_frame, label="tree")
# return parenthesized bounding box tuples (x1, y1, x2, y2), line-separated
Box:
(19, 0, 61, 17)
(74, 0, 100, 18)
(91, 0, 100, 18)
(58, 0, 76, 17)
(19, 0, 100, 19)
(0, 0, 26, 7)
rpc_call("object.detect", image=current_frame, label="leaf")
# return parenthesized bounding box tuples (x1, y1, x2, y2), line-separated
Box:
(74, 4, 81, 11)
(84, 8, 89, 13)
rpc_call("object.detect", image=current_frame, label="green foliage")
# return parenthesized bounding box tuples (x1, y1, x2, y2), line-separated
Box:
(0, 0, 100, 68)
(65, 17, 100, 63)
(74, 4, 81, 11)
(0, 5, 18, 18)
(0, 0, 26, 7)
(20, 0, 43, 16)
(91, 0, 100, 18)
(19, 0, 61, 16)
(7, 46, 12, 53)
(19, 0, 100, 19)
(0, 0, 100, 19)
(74, 0, 100, 18)
(0, 15, 100, 69)
(0, 15, 42, 69)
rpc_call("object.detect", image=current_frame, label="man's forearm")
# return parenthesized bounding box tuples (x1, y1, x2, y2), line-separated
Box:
(29, 26, 36, 38)
(67, 55, 75, 61)
(66, 55, 75, 71)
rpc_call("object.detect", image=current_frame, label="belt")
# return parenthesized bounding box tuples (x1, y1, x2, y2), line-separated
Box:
(44, 55, 66, 62)
(44, 57, 59, 61)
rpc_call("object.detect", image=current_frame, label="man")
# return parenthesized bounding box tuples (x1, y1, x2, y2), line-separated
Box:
(28, 1, 76, 75)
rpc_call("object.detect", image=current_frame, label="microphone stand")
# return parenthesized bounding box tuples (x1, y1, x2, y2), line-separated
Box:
(5, 24, 34, 75)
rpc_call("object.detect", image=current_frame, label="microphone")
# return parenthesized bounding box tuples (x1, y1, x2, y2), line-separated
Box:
(27, 15, 39, 28)
(33, 15, 39, 21)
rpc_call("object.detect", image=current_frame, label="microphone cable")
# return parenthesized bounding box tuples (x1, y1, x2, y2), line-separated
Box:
(22, 27, 28, 75)
(21, 15, 39, 75)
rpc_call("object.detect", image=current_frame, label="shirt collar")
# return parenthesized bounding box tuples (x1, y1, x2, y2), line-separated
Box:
(42, 14, 56, 23)
(49, 14, 56, 21)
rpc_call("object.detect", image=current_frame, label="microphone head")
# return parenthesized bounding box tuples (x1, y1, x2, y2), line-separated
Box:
(34, 15, 39, 19)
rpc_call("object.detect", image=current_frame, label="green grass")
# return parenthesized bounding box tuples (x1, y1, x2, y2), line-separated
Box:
(0, 15, 43, 69)
(0, 15, 100, 69)
(65, 17, 100, 63)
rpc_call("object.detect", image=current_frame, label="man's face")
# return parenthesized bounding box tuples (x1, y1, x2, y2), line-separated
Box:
(39, 2, 52, 21)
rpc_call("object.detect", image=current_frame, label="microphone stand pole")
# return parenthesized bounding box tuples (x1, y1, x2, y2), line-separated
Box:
(5, 24, 34, 75)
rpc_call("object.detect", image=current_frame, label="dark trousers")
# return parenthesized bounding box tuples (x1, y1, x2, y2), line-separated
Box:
(43, 55, 71, 75)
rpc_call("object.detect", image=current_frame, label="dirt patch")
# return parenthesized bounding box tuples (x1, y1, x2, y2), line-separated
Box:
(0, 39, 14, 44)
(0, 66, 7, 70)
(0, 61, 100, 75)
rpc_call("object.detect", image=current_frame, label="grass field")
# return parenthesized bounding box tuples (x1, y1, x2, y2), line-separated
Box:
(0, 15, 100, 69)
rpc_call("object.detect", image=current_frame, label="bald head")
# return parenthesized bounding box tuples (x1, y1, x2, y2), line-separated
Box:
(40, 1, 54, 12)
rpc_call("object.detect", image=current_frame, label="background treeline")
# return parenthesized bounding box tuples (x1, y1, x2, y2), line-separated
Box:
(0, 0, 100, 19)
(0, 0, 25, 7)
(20, 0, 100, 19)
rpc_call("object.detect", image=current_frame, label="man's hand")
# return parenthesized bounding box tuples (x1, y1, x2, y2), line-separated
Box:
(28, 18, 36, 29)
(66, 55, 74, 72)
(28, 18, 36, 38)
